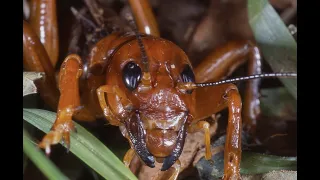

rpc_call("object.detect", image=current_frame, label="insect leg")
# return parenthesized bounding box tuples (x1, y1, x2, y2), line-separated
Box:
(194, 40, 262, 134)
(29, 0, 59, 67)
(123, 148, 136, 168)
(23, 20, 59, 110)
(221, 85, 242, 180)
(193, 83, 242, 180)
(188, 121, 212, 160)
(127, 0, 160, 36)
(96, 85, 132, 126)
(38, 54, 83, 154)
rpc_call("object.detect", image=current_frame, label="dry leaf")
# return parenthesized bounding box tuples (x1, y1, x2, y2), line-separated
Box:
(23, 72, 44, 97)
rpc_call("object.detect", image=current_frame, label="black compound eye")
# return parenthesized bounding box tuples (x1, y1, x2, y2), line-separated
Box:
(180, 64, 195, 94)
(122, 61, 142, 91)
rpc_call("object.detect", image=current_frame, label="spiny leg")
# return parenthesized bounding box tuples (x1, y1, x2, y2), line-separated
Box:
(194, 40, 261, 134)
(193, 83, 242, 180)
(29, 0, 59, 67)
(127, 0, 160, 36)
(23, 20, 59, 109)
(38, 54, 83, 154)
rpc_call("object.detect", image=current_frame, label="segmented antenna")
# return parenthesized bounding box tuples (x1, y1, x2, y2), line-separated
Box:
(127, 17, 149, 72)
(196, 73, 297, 87)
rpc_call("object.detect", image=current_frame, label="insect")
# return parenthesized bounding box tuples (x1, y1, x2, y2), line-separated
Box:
(23, 0, 297, 179)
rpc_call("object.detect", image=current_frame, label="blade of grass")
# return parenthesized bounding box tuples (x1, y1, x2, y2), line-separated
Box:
(240, 151, 297, 174)
(23, 129, 69, 180)
(23, 153, 28, 174)
(248, 0, 297, 99)
(23, 108, 138, 180)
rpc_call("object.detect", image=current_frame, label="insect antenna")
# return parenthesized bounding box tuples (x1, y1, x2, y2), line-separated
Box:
(124, 13, 152, 91)
(126, 16, 149, 73)
(195, 72, 297, 87)
(195, 73, 297, 87)
(177, 72, 297, 92)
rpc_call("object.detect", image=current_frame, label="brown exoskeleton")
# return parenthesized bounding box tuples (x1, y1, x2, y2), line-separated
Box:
(23, 0, 297, 179)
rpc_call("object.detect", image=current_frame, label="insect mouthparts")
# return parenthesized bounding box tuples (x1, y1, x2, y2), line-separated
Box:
(161, 115, 188, 171)
(124, 112, 155, 168)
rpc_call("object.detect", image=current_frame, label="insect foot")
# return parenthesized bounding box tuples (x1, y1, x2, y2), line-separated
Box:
(38, 120, 75, 155)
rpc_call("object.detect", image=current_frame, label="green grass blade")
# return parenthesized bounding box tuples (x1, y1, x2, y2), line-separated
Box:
(240, 151, 297, 174)
(23, 108, 138, 180)
(248, 0, 297, 99)
(23, 129, 69, 180)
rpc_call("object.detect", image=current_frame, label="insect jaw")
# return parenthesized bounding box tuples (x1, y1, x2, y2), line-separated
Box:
(123, 109, 189, 170)
(124, 112, 155, 168)
(137, 113, 188, 171)
(161, 115, 188, 171)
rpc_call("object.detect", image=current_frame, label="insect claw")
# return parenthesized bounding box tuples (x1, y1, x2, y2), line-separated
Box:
(66, 146, 70, 153)
(63, 139, 70, 153)
(45, 145, 51, 156)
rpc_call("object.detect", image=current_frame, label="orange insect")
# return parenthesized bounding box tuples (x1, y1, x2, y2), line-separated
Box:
(23, 0, 296, 179)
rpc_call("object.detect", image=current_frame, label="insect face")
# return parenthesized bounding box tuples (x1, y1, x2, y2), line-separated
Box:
(105, 36, 196, 170)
